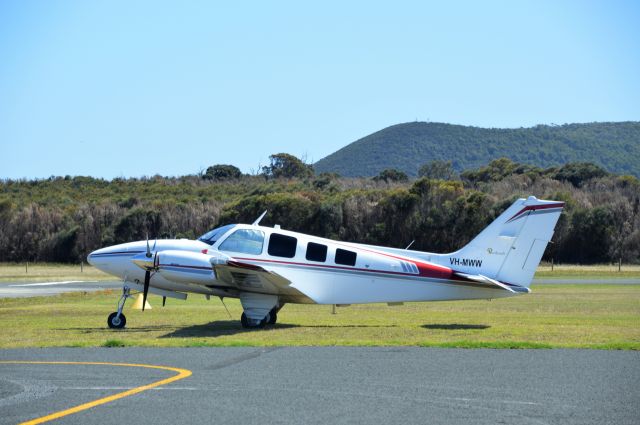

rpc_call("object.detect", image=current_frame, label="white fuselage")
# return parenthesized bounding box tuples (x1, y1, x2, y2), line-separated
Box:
(88, 225, 518, 305)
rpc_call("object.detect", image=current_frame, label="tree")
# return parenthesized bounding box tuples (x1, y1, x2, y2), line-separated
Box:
(608, 200, 636, 263)
(313, 172, 340, 190)
(262, 153, 314, 179)
(203, 164, 242, 181)
(549, 162, 608, 187)
(220, 193, 316, 232)
(373, 169, 408, 183)
(113, 208, 163, 243)
(48, 226, 80, 262)
(460, 158, 518, 183)
(418, 160, 459, 180)
(561, 207, 614, 263)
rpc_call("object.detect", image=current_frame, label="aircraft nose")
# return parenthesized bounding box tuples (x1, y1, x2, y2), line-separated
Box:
(87, 247, 115, 267)
(87, 248, 104, 266)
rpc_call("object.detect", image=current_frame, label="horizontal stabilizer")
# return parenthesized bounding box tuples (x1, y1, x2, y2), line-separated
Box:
(453, 272, 530, 294)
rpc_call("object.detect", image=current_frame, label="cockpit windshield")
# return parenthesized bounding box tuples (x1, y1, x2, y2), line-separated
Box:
(197, 224, 237, 246)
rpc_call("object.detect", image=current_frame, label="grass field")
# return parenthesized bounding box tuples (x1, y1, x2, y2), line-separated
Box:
(0, 263, 112, 283)
(1, 262, 639, 283)
(0, 285, 638, 349)
(535, 263, 640, 278)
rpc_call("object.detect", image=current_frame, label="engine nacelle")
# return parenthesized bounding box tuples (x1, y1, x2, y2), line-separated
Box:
(155, 250, 219, 285)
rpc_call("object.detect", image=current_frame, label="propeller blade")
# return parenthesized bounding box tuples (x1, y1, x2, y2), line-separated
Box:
(162, 296, 166, 307)
(142, 270, 150, 312)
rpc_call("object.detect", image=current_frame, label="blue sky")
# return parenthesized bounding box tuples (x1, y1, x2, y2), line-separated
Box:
(1, 0, 638, 179)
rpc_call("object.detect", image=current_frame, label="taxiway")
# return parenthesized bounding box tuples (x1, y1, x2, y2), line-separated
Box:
(1, 347, 637, 424)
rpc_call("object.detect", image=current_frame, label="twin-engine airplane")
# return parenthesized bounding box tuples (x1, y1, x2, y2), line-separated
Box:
(88, 196, 563, 329)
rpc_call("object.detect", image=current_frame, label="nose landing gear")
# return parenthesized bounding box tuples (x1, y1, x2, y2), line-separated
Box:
(108, 286, 132, 329)
(107, 311, 126, 329)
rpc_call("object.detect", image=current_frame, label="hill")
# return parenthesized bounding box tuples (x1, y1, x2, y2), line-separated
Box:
(314, 122, 640, 177)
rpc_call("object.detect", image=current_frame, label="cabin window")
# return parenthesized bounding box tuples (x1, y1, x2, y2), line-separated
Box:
(306, 242, 327, 262)
(335, 248, 357, 266)
(268, 233, 297, 258)
(219, 229, 264, 255)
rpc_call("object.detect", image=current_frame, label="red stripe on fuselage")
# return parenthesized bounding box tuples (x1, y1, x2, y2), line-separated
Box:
(232, 256, 454, 280)
(330, 242, 454, 279)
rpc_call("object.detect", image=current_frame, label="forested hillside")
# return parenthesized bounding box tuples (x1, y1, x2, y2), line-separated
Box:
(314, 122, 640, 177)
(1, 158, 638, 265)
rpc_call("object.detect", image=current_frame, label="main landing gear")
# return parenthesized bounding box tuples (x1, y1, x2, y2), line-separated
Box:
(108, 286, 132, 329)
(240, 306, 279, 329)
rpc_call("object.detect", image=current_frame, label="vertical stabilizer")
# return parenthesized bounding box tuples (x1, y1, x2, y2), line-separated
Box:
(431, 196, 564, 287)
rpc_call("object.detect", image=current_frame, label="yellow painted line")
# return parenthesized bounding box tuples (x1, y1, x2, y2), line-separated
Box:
(0, 361, 192, 425)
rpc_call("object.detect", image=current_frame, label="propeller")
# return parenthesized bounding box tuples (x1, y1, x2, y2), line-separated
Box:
(142, 235, 159, 312)
(142, 269, 151, 311)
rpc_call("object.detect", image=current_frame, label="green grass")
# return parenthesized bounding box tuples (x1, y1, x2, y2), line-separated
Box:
(0, 285, 638, 349)
(535, 263, 640, 279)
(0, 263, 112, 283)
(103, 339, 128, 347)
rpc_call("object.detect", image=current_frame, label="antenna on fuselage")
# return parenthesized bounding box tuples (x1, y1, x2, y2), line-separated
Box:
(252, 210, 268, 225)
(405, 240, 415, 250)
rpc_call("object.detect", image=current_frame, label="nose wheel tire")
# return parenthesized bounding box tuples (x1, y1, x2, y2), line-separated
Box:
(108, 312, 126, 329)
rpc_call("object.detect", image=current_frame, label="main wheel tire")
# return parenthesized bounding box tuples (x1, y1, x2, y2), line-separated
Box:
(107, 312, 126, 329)
(240, 312, 251, 328)
(259, 314, 269, 328)
(241, 312, 268, 329)
(268, 310, 277, 325)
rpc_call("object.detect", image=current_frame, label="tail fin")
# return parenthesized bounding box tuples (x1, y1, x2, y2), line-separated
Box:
(437, 196, 564, 288)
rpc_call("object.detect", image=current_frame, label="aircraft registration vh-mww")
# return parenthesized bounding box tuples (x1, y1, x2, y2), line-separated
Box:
(88, 196, 563, 329)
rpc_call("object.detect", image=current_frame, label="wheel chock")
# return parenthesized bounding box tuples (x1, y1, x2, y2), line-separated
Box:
(131, 293, 152, 310)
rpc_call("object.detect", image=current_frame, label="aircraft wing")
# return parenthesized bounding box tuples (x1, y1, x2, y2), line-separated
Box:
(453, 272, 530, 294)
(213, 260, 298, 296)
